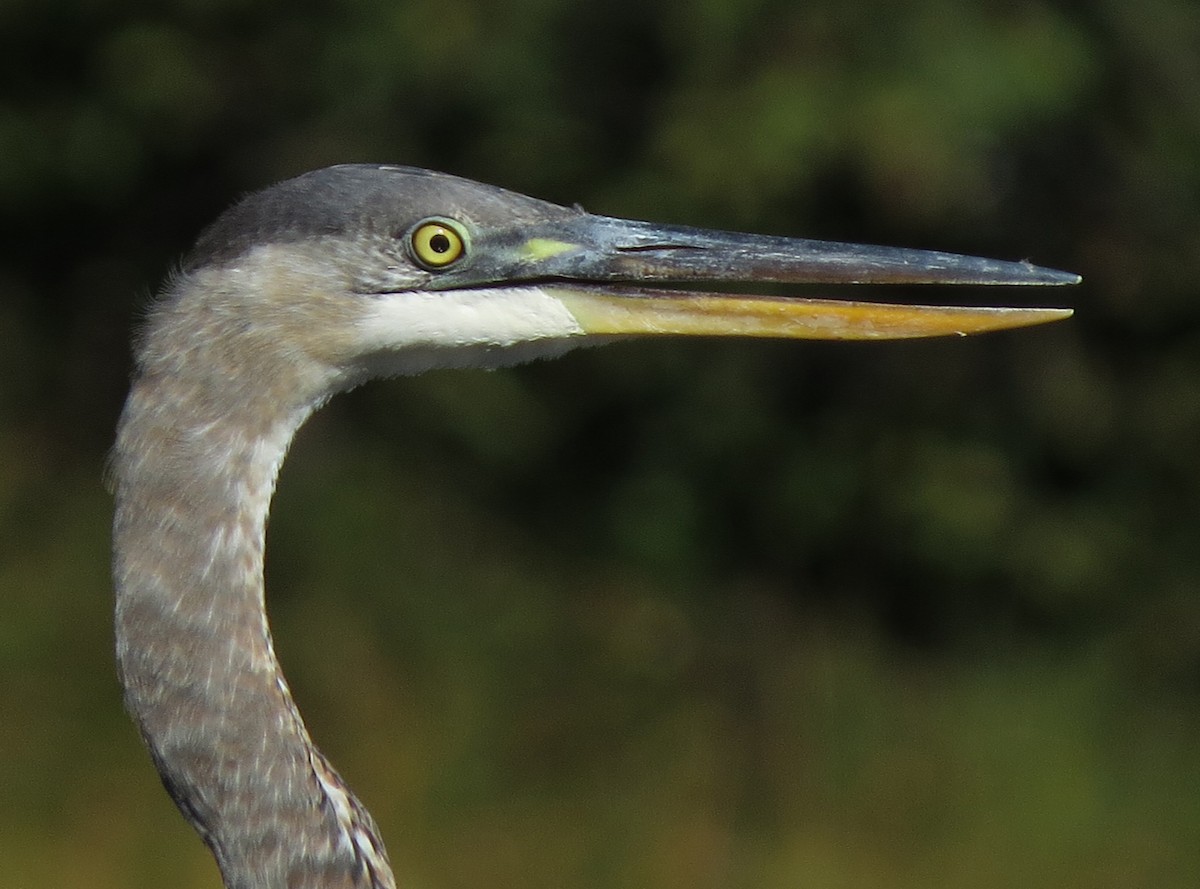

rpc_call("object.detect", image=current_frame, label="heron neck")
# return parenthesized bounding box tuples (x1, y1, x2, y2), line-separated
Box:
(112, 368, 395, 889)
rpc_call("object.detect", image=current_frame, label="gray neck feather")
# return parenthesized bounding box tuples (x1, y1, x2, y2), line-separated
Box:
(111, 267, 395, 889)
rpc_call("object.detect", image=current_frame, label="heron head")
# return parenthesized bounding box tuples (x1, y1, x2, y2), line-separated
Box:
(152, 164, 1075, 391)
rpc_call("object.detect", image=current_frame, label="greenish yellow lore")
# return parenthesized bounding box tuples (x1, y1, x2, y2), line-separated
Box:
(519, 238, 578, 261)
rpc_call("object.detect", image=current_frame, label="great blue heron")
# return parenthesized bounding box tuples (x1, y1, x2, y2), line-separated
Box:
(111, 164, 1077, 889)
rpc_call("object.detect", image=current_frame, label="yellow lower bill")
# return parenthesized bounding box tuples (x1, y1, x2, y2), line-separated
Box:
(552, 287, 1073, 340)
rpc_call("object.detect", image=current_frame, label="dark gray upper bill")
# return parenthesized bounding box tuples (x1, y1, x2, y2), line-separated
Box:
(452, 214, 1081, 290)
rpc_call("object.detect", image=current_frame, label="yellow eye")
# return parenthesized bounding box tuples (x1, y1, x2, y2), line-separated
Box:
(409, 219, 466, 269)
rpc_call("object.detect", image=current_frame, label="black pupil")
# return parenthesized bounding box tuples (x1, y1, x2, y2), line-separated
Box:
(429, 232, 451, 254)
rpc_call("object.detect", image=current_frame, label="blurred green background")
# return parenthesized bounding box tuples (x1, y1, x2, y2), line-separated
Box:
(2, 0, 1198, 886)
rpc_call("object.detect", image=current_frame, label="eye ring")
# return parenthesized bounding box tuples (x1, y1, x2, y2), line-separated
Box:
(408, 218, 468, 270)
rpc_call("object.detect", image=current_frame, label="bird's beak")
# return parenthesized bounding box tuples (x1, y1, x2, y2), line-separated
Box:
(463, 214, 1077, 339)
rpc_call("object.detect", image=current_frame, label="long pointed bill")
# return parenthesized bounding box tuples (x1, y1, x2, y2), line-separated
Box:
(457, 213, 1079, 340)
